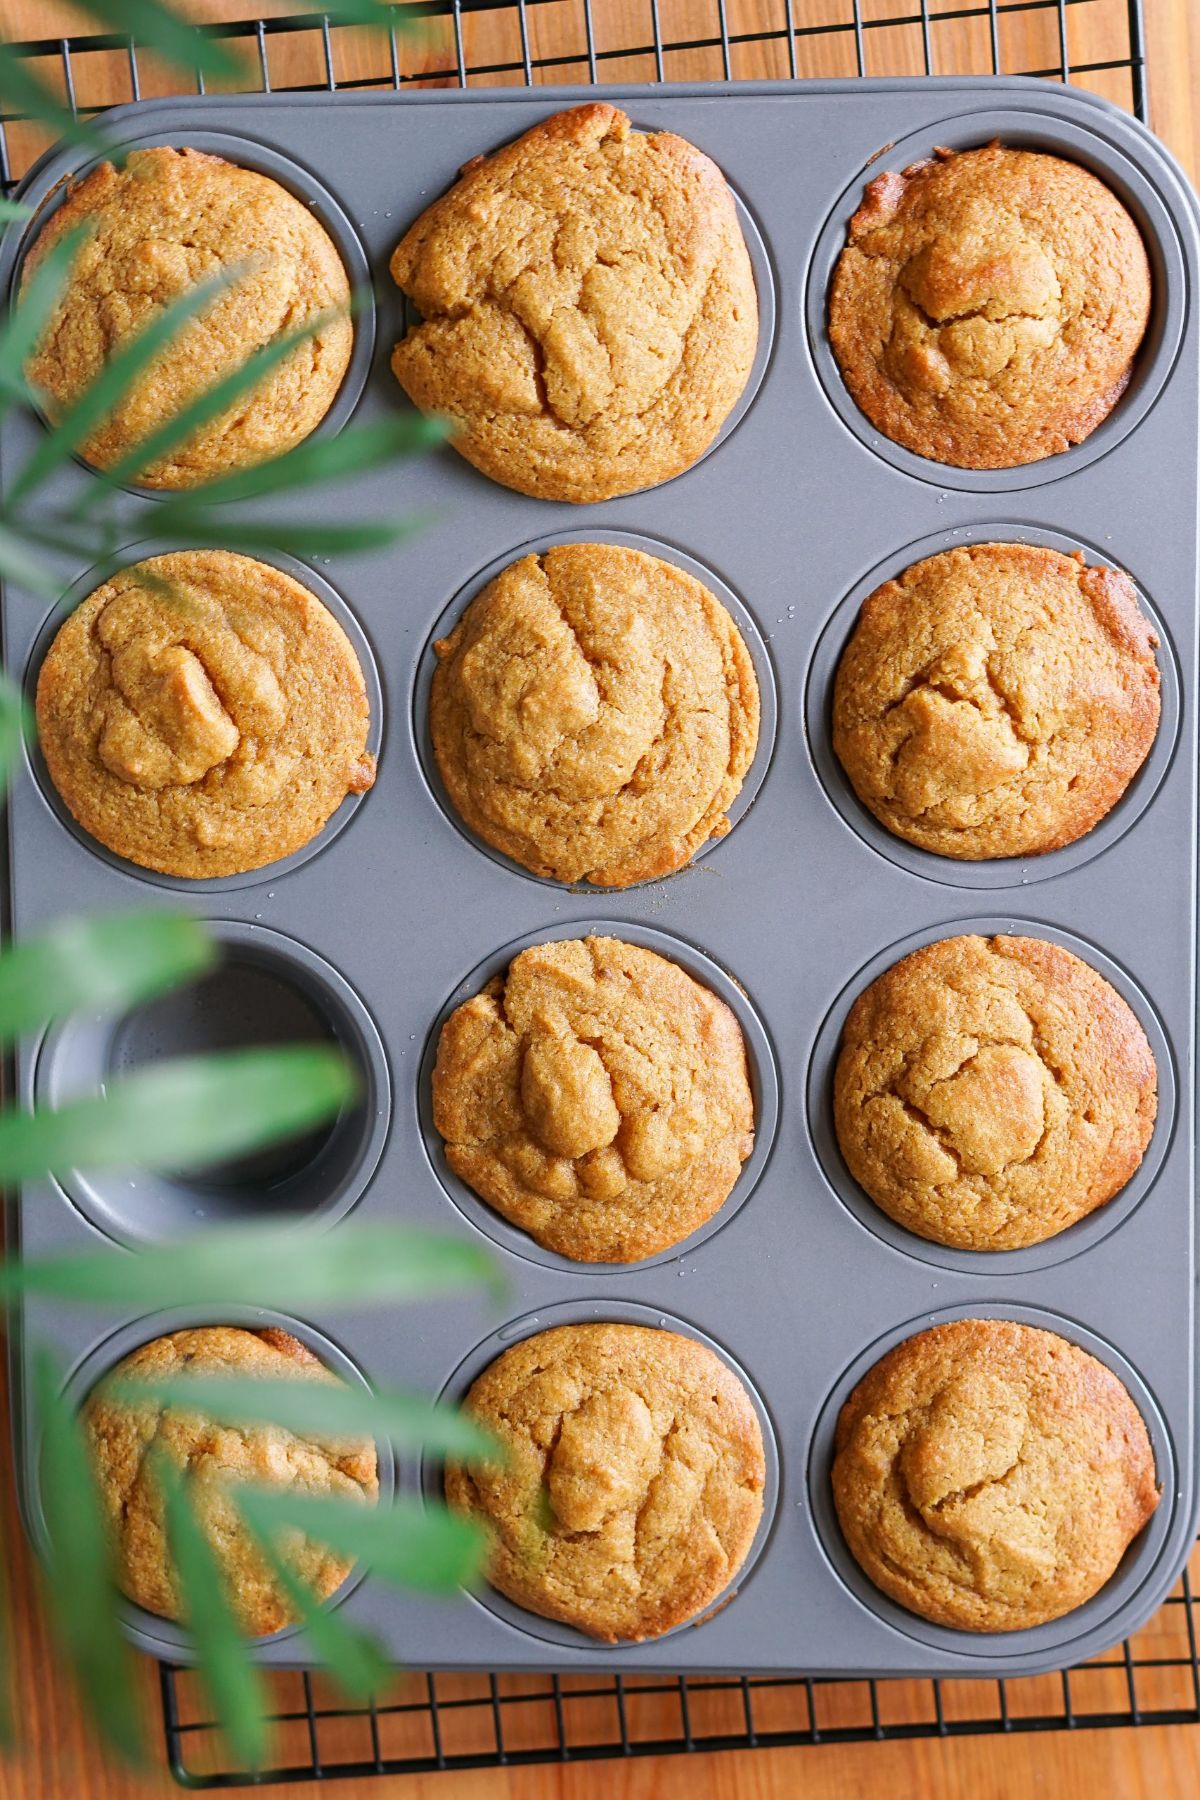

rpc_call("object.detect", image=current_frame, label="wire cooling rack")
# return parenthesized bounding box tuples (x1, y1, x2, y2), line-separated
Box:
(4, 0, 1192, 1786)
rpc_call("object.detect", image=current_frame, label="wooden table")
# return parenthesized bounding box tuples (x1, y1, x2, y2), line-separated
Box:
(1, 1, 1198, 1794)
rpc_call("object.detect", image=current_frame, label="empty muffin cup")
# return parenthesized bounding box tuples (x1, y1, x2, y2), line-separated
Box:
(35, 921, 389, 1244)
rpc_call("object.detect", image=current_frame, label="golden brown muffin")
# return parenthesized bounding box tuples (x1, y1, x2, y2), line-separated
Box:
(432, 935, 755, 1262)
(832, 543, 1161, 860)
(833, 934, 1157, 1250)
(390, 103, 758, 502)
(446, 1323, 765, 1641)
(431, 543, 760, 886)
(23, 147, 352, 488)
(828, 143, 1151, 468)
(36, 549, 375, 879)
(832, 1319, 1160, 1631)
(84, 1326, 378, 1636)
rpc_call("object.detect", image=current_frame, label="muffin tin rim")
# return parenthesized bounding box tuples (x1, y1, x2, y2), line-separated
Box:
(803, 104, 1190, 494)
(805, 1300, 1178, 1661)
(419, 1295, 782, 1653)
(410, 525, 781, 895)
(20, 538, 386, 893)
(802, 521, 1183, 891)
(415, 915, 781, 1275)
(803, 913, 1179, 1277)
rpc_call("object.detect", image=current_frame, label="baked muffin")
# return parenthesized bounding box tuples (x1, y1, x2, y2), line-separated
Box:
(832, 543, 1161, 860)
(390, 103, 758, 502)
(431, 543, 760, 885)
(36, 549, 375, 879)
(833, 934, 1156, 1250)
(446, 1323, 765, 1641)
(23, 147, 352, 488)
(828, 143, 1151, 468)
(832, 1319, 1160, 1631)
(432, 935, 755, 1262)
(84, 1326, 378, 1636)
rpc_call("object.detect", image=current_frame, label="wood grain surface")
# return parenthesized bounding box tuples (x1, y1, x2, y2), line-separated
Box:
(0, 0, 1198, 1793)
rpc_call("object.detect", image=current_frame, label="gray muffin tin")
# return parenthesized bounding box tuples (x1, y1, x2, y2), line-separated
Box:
(1, 76, 1197, 1680)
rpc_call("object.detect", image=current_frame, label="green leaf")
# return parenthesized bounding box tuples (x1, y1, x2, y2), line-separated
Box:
(82, 307, 351, 504)
(138, 512, 424, 560)
(1, 1224, 502, 1310)
(0, 198, 31, 222)
(0, 1045, 354, 1184)
(149, 414, 448, 511)
(78, 0, 240, 82)
(238, 1511, 390, 1704)
(0, 42, 103, 155)
(33, 1346, 143, 1764)
(156, 1453, 269, 1770)
(234, 1489, 486, 1594)
(0, 911, 214, 1044)
(0, 523, 63, 599)
(102, 1375, 498, 1461)
(0, 671, 31, 789)
(9, 266, 239, 502)
(0, 223, 93, 404)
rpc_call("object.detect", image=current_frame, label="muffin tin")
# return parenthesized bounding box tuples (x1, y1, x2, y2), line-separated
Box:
(1, 76, 1196, 1679)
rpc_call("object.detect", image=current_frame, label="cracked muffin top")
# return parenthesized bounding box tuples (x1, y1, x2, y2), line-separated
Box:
(389, 103, 759, 502)
(431, 543, 760, 886)
(445, 1323, 765, 1641)
(833, 934, 1157, 1251)
(36, 549, 375, 879)
(828, 143, 1151, 469)
(831, 543, 1161, 861)
(22, 147, 352, 489)
(832, 1319, 1160, 1631)
(84, 1326, 378, 1636)
(432, 935, 755, 1263)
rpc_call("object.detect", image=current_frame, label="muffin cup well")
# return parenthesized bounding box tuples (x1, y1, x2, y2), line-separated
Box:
(41, 1307, 394, 1656)
(418, 918, 780, 1274)
(422, 1297, 780, 1652)
(24, 544, 383, 893)
(805, 917, 1176, 1277)
(806, 1303, 1176, 1661)
(397, 173, 777, 501)
(805, 108, 1187, 491)
(411, 529, 778, 892)
(804, 524, 1181, 891)
(12, 128, 376, 496)
(35, 921, 391, 1246)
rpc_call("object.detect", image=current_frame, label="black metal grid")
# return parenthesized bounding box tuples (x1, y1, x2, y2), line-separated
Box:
(0, 0, 1147, 191)
(158, 1541, 1200, 1786)
(2, 0, 1178, 1786)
